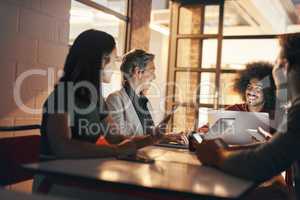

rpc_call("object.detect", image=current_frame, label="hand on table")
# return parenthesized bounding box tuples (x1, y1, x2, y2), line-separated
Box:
(116, 139, 137, 157)
(195, 138, 228, 167)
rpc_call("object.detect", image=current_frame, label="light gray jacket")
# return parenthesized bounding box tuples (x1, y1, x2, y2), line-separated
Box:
(106, 88, 157, 136)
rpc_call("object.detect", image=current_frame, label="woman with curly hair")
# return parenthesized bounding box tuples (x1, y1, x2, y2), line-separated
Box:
(198, 61, 276, 133)
(227, 61, 276, 118)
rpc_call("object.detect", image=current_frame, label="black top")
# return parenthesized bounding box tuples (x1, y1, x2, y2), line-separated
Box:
(40, 82, 109, 156)
(124, 83, 154, 134)
(221, 103, 300, 199)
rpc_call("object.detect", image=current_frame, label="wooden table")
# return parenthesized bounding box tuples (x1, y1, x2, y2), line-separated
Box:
(23, 146, 254, 199)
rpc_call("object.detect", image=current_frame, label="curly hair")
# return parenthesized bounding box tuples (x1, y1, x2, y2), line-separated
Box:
(234, 61, 276, 111)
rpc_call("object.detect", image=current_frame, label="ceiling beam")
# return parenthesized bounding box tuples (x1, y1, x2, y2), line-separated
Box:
(237, 0, 291, 34)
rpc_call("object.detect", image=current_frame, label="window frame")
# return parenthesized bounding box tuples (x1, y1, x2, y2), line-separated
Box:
(72, 0, 132, 54)
(166, 0, 279, 131)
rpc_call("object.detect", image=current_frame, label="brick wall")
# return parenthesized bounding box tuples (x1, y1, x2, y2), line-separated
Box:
(0, 0, 71, 139)
(0, 0, 70, 193)
(0, 0, 152, 192)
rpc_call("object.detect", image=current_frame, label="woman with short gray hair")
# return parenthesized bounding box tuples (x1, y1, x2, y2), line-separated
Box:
(120, 49, 155, 86)
(106, 49, 157, 136)
(106, 49, 186, 145)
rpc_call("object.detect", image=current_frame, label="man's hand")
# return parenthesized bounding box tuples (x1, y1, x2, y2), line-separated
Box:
(195, 138, 227, 167)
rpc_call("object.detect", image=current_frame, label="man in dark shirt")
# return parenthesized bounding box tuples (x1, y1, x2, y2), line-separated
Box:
(195, 33, 300, 199)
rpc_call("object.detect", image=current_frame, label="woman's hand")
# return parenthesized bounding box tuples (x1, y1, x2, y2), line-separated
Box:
(116, 139, 137, 157)
(195, 138, 228, 167)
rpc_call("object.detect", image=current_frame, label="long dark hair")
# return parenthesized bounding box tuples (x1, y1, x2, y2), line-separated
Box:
(59, 29, 116, 101)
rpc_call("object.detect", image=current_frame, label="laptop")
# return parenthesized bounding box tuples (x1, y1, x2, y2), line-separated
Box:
(203, 110, 270, 145)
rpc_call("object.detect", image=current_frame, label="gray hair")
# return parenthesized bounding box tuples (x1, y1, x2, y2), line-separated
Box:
(120, 49, 155, 81)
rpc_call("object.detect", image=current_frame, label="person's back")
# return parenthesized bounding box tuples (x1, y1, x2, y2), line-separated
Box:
(40, 83, 108, 157)
(221, 102, 300, 197)
(195, 33, 300, 199)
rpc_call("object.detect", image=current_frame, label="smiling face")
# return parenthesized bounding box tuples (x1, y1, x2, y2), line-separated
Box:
(245, 78, 265, 107)
(138, 60, 156, 92)
(131, 60, 156, 93)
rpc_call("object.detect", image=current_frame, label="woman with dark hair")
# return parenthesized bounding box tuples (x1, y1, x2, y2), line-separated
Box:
(40, 29, 160, 160)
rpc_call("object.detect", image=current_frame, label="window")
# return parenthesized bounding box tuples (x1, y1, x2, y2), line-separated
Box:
(90, 0, 128, 15)
(167, 2, 224, 131)
(69, 0, 129, 97)
(166, 0, 300, 131)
